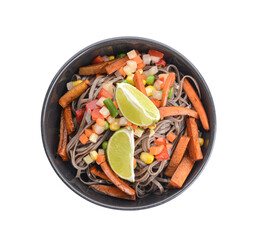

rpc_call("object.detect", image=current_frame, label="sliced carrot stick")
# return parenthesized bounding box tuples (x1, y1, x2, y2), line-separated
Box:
(159, 106, 199, 119)
(89, 185, 136, 201)
(119, 67, 126, 77)
(161, 72, 175, 107)
(149, 145, 165, 155)
(148, 49, 164, 58)
(167, 132, 177, 142)
(167, 155, 194, 188)
(90, 165, 110, 181)
(164, 136, 190, 177)
(186, 117, 203, 161)
(96, 155, 135, 197)
(59, 80, 89, 108)
(105, 56, 129, 75)
(150, 98, 161, 108)
(133, 70, 147, 96)
(63, 104, 74, 135)
(57, 110, 68, 161)
(183, 78, 210, 130)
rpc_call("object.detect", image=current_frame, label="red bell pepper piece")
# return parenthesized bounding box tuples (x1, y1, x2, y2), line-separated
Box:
(91, 109, 104, 120)
(92, 56, 105, 64)
(154, 137, 166, 146)
(75, 108, 86, 124)
(156, 58, 166, 68)
(155, 146, 169, 161)
(148, 49, 164, 58)
(86, 99, 100, 112)
(98, 88, 113, 99)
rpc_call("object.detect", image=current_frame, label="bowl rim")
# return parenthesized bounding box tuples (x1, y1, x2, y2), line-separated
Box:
(41, 36, 216, 210)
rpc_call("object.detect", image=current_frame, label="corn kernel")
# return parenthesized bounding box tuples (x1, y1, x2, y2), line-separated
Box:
(140, 152, 154, 164)
(73, 80, 83, 87)
(90, 150, 98, 161)
(126, 74, 135, 85)
(138, 69, 143, 74)
(109, 119, 120, 131)
(143, 80, 147, 85)
(199, 137, 204, 147)
(109, 56, 115, 60)
(149, 123, 156, 130)
(145, 86, 156, 97)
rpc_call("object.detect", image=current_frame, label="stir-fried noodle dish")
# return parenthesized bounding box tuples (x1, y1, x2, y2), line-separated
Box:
(57, 49, 210, 201)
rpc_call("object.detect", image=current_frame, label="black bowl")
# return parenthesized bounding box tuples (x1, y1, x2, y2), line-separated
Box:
(41, 37, 216, 210)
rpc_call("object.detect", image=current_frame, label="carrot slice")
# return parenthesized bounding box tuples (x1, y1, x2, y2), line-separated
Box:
(59, 80, 89, 108)
(132, 55, 143, 64)
(167, 155, 194, 188)
(105, 56, 129, 75)
(85, 128, 93, 137)
(57, 110, 68, 161)
(96, 118, 107, 127)
(79, 133, 89, 145)
(154, 137, 166, 145)
(98, 88, 113, 99)
(133, 70, 147, 96)
(119, 67, 126, 77)
(150, 98, 161, 108)
(149, 145, 165, 155)
(183, 78, 210, 130)
(167, 132, 177, 142)
(91, 109, 104, 120)
(159, 106, 199, 119)
(90, 165, 110, 181)
(161, 72, 175, 107)
(89, 185, 136, 201)
(63, 104, 74, 135)
(96, 155, 135, 197)
(164, 136, 190, 177)
(186, 117, 203, 161)
(137, 63, 146, 69)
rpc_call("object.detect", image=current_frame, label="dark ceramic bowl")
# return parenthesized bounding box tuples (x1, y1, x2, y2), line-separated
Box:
(41, 37, 216, 210)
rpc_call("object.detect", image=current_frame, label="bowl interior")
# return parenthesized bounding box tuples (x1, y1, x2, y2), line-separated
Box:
(41, 37, 216, 210)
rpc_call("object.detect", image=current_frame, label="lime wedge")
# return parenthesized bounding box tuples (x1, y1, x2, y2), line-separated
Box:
(107, 128, 135, 182)
(115, 83, 160, 126)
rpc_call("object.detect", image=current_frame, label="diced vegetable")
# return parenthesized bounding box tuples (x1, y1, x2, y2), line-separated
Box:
(140, 152, 154, 164)
(103, 56, 109, 62)
(154, 79, 164, 90)
(109, 56, 115, 60)
(123, 65, 134, 75)
(146, 75, 155, 85)
(92, 56, 105, 64)
(127, 50, 137, 59)
(79, 133, 89, 145)
(127, 60, 137, 70)
(91, 108, 104, 120)
(102, 82, 114, 96)
(66, 82, 73, 90)
(151, 56, 161, 63)
(96, 97, 106, 107)
(104, 121, 109, 130)
(103, 98, 119, 118)
(161, 72, 175, 107)
(98, 148, 105, 155)
(126, 74, 135, 85)
(99, 106, 110, 118)
(152, 90, 163, 100)
(89, 133, 99, 143)
(85, 128, 93, 138)
(119, 117, 128, 126)
(133, 70, 147, 96)
(150, 98, 161, 108)
(155, 137, 166, 145)
(86, 99, 100, 112)
(166, 143, 173, 151)
(83, 154, 94, 164)
(142, 54, 151, 65)
(96, 118, 106, 127)
(118, 53, 126, 58)
(75, 108, 86, 124)
(155, 146, 169, 161)
(107, 115, 115, 124)
(137, 62, 146, 69)
(134, 127, 144, 138)
(145, 86, 155, 97)
(102, 141, 108, 150)
(150, 145, 165, 155)
(159, 106, 199, 119)
(109, 119, 120, 131)
(98, 88, 113, 99)
(199, 137, 204, 146)
(106, 56, 129, 75)
(93, 123, 105, 134)
(156, 59, 166, 67)
(90, 150, 98, 161)
(167, 132, 177, 142)
(148, 49, 164, 58)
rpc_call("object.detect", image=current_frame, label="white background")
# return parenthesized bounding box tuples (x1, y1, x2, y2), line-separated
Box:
(1, 0, 256, 239)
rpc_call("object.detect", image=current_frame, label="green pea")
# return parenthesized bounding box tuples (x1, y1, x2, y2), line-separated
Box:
(118, 53, 126, 58)
(146, 75, 155, 85)
(104, 121, 109, 130)
(168, 87, 174, 98)
(122, 80, 130, 84)
(102, 141, 108, 150)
